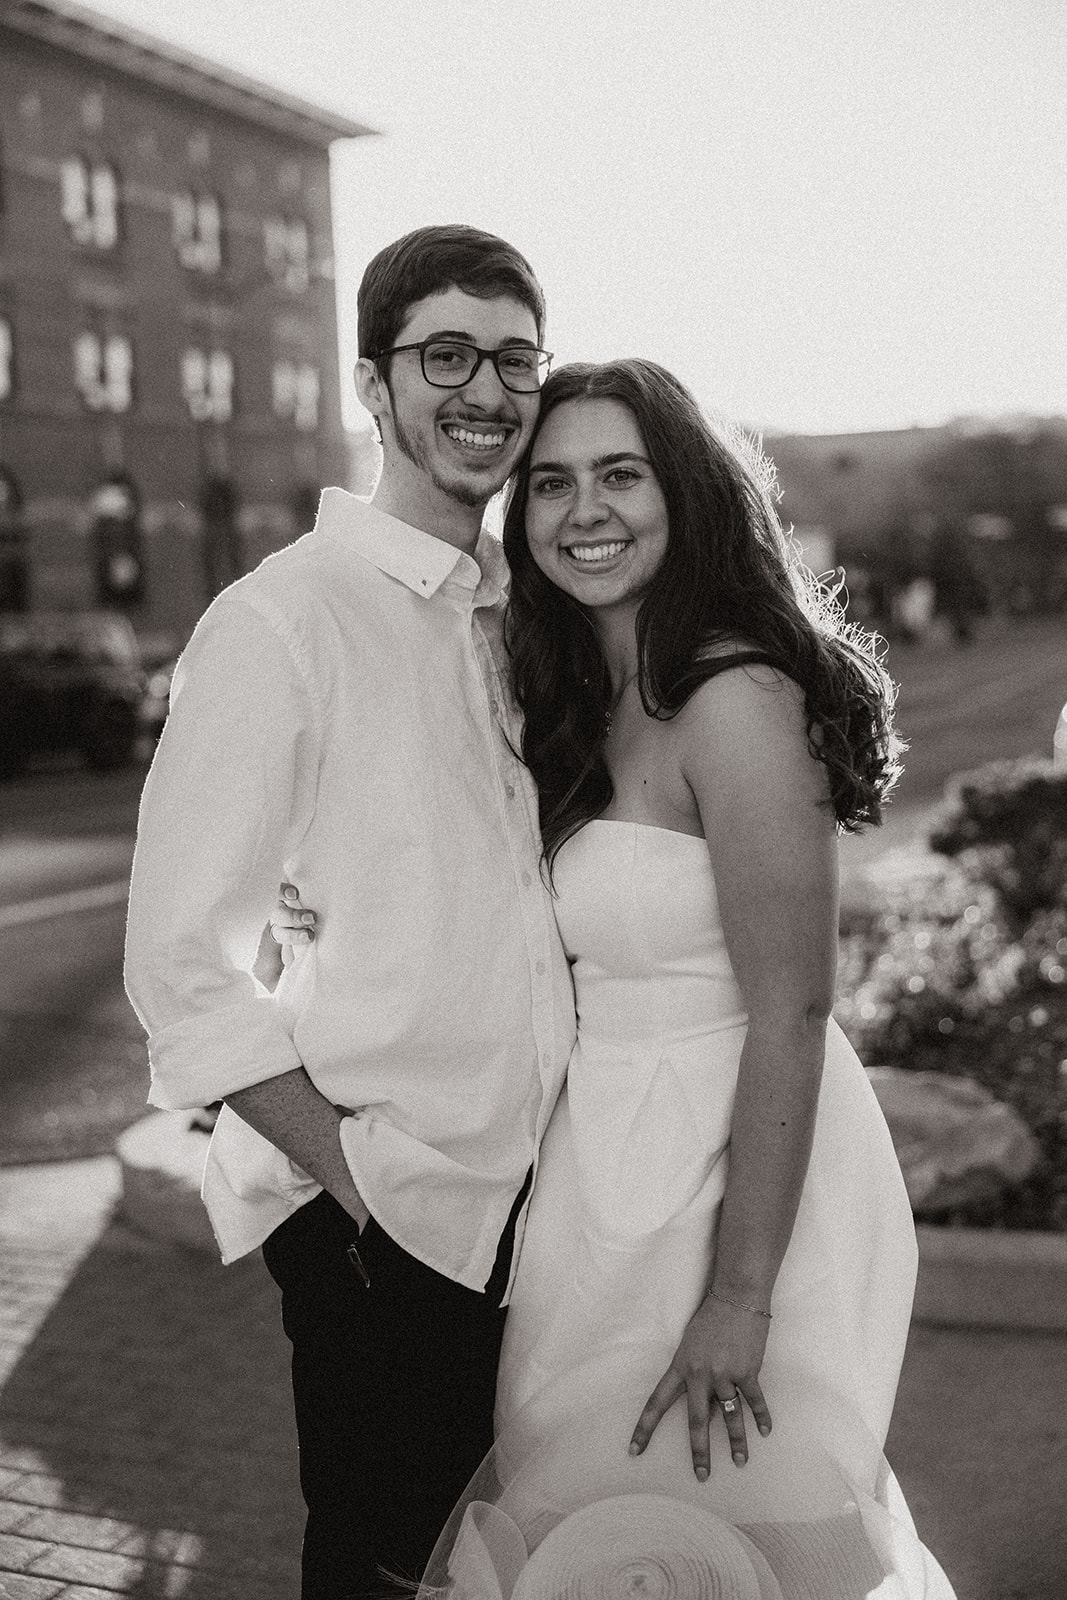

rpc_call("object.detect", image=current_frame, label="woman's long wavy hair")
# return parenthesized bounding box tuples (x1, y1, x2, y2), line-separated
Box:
(502, 359, 904, 871)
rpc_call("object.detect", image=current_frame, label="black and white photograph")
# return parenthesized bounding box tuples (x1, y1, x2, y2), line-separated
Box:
(0, 2, 1064, 1597)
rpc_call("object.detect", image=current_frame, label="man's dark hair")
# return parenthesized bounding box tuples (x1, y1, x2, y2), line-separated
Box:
(357, 224, 546, 360)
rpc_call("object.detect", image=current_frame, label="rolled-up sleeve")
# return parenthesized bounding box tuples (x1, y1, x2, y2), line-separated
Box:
(124, 591, 318, 1109)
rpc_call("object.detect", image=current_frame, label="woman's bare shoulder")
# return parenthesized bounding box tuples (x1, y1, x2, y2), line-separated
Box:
(679, 648, 803, 730)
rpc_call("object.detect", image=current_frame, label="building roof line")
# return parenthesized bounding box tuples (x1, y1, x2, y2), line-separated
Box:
(0, 0, 378, 147)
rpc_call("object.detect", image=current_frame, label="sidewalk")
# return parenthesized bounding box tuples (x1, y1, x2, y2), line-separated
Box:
(0, 1159, 303, 1599)
(1, 1158, 1065, 1599)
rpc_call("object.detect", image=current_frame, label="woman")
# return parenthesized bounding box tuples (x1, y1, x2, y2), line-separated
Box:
(280, 361, 956, 1597)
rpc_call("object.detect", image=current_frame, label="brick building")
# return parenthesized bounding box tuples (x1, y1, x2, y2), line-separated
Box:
(0, 0, 372, 648)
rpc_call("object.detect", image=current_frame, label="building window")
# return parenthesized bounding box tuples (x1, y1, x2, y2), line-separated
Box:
(61, 157, 120, 249)
(0, 317, 13, 401)
(80, 90, 105, 132)
(172, 192, 222, 273)
(73, 331, 133, 412)
(90, 475, 144, 607)
(264, 216, 309, 293)
(182, 348, 234, 422)
(272, 361, 319, 431)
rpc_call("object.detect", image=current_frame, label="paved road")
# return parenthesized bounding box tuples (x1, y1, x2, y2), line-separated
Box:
(0, 767, 145, 1166)
(884, 612, 1065, 803)
(887, 1320, 1067, 1600)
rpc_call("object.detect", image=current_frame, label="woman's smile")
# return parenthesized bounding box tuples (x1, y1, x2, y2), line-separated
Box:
(560, 537, 634, 567)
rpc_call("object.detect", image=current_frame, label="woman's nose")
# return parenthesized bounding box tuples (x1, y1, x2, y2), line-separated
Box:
(568, 484, 609, 527)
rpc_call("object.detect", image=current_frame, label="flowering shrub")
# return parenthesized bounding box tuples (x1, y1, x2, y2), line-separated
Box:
(928, 760, 1067, 928)
(836, 759, 1067, 1229)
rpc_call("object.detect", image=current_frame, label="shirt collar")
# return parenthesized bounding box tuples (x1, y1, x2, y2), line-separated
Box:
(313, 487, 509, 606)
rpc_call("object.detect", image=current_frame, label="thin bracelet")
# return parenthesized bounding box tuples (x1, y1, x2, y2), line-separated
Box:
(705, 1286, 772, 1320)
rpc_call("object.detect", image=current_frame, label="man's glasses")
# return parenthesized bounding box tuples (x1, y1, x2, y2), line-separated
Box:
(375, 339, 553, 394)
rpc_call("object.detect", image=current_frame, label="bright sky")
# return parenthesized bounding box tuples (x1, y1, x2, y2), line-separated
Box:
(89, 0, 1064, 437)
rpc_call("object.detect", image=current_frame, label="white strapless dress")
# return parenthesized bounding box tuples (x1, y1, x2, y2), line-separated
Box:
(422, 821, 957, 1599)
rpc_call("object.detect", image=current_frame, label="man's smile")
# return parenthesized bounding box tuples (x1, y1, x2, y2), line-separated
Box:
(441, 418, 514, 453)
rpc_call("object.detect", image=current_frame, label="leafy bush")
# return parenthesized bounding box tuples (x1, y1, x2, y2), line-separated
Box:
(836, 758, 1067, 1230)
(928, 759, 1067, 928)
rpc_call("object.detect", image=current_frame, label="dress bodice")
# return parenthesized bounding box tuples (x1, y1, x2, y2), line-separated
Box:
(553, 820, 747, 1045)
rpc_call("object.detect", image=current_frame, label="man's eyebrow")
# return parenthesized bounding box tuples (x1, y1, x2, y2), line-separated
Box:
(529, 452, 651, 473)
(422, 330, 538, 348)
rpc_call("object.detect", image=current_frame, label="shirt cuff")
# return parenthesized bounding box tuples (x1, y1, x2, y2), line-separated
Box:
(145, 996, 305, 1110)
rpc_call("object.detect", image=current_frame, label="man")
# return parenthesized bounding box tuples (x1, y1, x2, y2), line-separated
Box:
(125, 225, 575, 1599)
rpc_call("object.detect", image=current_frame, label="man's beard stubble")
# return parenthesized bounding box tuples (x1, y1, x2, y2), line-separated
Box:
(390, 388, 513, 511)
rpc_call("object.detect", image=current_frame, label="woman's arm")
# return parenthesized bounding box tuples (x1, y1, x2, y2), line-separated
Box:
(630, 665, 837, 1475)
(233, 887, 369, 1227)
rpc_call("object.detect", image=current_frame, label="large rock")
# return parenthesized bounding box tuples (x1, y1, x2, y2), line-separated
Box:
(866, 1067, 1041, 1214)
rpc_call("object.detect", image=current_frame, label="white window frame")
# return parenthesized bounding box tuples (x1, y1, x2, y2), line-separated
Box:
(172, 192, 222, 273)
(264, 216, 310, 294)
(272, 360, 320, 431)
(0, 317, 12, 402)
(61, 156, 119, 249)
(73, 331, 133, 412)
(181, 347, 234, 422)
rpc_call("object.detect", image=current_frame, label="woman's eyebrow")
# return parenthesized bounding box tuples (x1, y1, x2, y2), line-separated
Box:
(530, 452, 650, 472)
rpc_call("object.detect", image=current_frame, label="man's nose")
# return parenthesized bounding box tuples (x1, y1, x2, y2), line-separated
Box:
(459, 354, 507, 407)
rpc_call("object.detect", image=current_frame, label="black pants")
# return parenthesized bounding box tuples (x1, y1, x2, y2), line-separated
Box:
(262, 1188, 521, 1600)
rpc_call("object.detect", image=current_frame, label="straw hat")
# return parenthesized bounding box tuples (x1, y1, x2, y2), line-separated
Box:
(510, 1494, 784, 1600)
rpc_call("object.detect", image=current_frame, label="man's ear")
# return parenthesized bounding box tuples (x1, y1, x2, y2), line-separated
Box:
(354, 357, 387, 420)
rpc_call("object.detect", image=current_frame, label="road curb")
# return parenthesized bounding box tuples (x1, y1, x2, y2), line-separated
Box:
(914, 1223, 1067, 1332)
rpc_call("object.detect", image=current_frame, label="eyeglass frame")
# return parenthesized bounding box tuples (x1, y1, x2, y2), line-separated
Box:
(371, 338, 554, 394)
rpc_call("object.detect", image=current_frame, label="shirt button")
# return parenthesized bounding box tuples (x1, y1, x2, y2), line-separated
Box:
(505, 784, 516, 800)
(522, 871, 533, 887)
(490, 699, 501, 716)
(535, 960, 546, 975)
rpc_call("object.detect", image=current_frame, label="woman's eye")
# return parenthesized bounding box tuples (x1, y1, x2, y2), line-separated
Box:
(531, 476, 568, 496)
(605, 468, 639, 486)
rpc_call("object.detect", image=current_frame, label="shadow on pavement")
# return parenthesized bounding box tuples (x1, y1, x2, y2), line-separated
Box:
(0, 1219, 304, 1598)
(888, 1320, 1067, 1600)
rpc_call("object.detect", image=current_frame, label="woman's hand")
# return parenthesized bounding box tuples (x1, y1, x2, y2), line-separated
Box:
(271, 882, 317, 955)
(629, 1292, 772, 1477)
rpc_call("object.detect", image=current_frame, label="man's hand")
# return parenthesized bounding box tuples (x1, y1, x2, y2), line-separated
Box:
(628, 1294, 772, 1478)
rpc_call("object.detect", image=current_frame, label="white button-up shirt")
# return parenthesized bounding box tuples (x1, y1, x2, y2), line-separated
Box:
(125, 489, 575, 1290)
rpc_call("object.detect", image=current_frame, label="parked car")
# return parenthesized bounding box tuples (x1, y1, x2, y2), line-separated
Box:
(0, 610, 146, 778)
(1055, 698, 1067, 767)
(138, 653, 177, 744)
